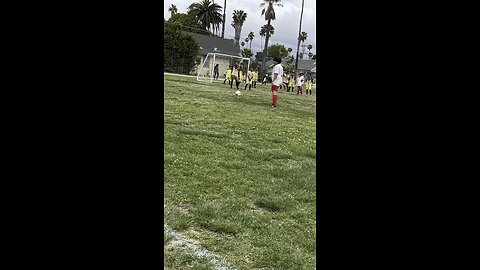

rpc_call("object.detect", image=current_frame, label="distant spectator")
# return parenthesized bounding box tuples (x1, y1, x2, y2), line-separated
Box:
(213, 64, 219, 80)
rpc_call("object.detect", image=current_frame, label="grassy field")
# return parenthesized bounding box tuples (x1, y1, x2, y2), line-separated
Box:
(164, 74, 316, 270)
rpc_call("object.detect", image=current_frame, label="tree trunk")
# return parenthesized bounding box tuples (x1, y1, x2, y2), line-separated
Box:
(261, 19, 272, 72)
(221, 0, 226, 38)
(234, 25, 242, 47)
(295, 0, 305, 75)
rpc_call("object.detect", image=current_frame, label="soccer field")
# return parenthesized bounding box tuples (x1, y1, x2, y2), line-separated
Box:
(164, 74, 316, 270)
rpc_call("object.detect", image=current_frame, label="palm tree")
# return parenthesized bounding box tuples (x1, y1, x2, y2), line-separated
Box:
(294, 0, 304, 74)
(308, 52, 313, 59)
(241, 41, 245, 48)
(231, 10, 247, 47)
(260, 0, 283, 70)
(307, 44, 312, 53)
(285, 55, 294, 72)
(259, 27, 265, 50)
(188, 0, 223, 36)
(261, 24, 274, 39)
(299, 32, 308, 59)
(245, 37, 249, 45)
(248, 31, 255, 49)
(168, 4, 178, 17)
(221, 0, 226, 37)
(241, 48, 253, 58)
(287, 47, 292, 55)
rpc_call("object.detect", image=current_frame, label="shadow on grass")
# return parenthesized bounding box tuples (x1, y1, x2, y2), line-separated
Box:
(254, 197, 291, 212)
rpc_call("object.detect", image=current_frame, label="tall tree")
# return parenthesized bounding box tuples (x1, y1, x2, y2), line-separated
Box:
(261, 25, 274, 41)
(241, 41, 245, 47)
(221, 0, 226, 37)
(307, 44, 312, 53)
(267, 43, 288, 58)
(248, 31, 255, 49)
(164, 23, 200, 74)
(285, 55, 294, 73)
(167, 13, 207, 35)
(188, 0, 223, 36)
(259, 28, 265, 52)
(287, 47, 292, 55)
(240, 48, 253, 58)
(260, 0, 283, 71)
(231, 10, 247, 46)
(308, 52, 313, 59)
(294, 0, 304, 74)
(299, 32, 308, 59)
(168, 4, 178, 17)
(259, 25, 273, 53)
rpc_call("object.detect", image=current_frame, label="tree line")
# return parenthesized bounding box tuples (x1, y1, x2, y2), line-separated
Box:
(165, 0, 315, 74)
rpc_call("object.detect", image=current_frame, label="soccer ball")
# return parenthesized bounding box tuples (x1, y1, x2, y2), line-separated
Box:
(235, 90, 241, 96)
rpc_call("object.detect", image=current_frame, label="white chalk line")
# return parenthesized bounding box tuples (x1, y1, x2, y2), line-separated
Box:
(164, 223, 238, 270)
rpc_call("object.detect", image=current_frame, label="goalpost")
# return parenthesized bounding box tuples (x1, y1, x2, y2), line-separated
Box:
(196, 52, 251, 83)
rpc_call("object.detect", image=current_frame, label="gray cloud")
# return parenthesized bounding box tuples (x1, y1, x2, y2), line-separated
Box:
(164, 0, 316, 56)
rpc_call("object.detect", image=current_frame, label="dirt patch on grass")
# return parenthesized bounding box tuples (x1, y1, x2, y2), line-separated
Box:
(247, 202, 271, 214)
(178, 203, 195, 213)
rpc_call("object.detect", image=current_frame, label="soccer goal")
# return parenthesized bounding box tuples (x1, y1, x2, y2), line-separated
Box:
(196, 53, 250, 83)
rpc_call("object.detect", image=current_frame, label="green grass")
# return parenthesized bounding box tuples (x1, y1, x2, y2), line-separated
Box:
(164, 75, 316, 270)
(164, 237, 214, 270)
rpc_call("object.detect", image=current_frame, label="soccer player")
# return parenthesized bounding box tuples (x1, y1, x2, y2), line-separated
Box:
(271, 57, 283, 108)
(282, 73, 289, 92)
(262, 74, 268, 86)
(244, 68, 254, 90)
(305, 76, 313, 95)
(230, 63, 242, 89)
(284, 73, 290, 92)
(252, 68, 258, 88)
(288, 74, 295, 93)
(224, 66, 231, 84)
(296, 72, 304, 95)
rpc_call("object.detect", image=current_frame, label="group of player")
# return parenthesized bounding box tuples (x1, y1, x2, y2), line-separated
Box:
(221, 63, 259, 91)
(217, 63, 314, 96)
(277, 72, 314, 96)
(213, 58, 314, 108)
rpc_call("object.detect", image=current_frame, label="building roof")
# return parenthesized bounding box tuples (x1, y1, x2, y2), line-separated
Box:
(187, 32, 240, 56)
(265, 58, 316, 71)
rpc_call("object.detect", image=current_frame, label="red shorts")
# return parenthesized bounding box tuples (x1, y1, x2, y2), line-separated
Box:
(297, 86, 302, 91)
(271, 85, 280, 91)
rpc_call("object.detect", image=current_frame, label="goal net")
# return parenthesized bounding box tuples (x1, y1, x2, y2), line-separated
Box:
(196, 53, 251, 83)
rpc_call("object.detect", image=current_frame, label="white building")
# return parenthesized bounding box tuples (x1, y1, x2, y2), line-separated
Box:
(188, 33, 241, 78)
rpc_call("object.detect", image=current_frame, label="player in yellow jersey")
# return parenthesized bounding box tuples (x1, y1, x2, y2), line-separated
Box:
(223, 66, 232, 84)
(288, 74, 295, 93)
(244, 68, 255, 90)
(305, 76, 313, 95)
(230, 63, 243, 89)
(254, 68, 259, 88)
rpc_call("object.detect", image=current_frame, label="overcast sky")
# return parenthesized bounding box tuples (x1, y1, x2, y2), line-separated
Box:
(164, 0, 316, 56)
